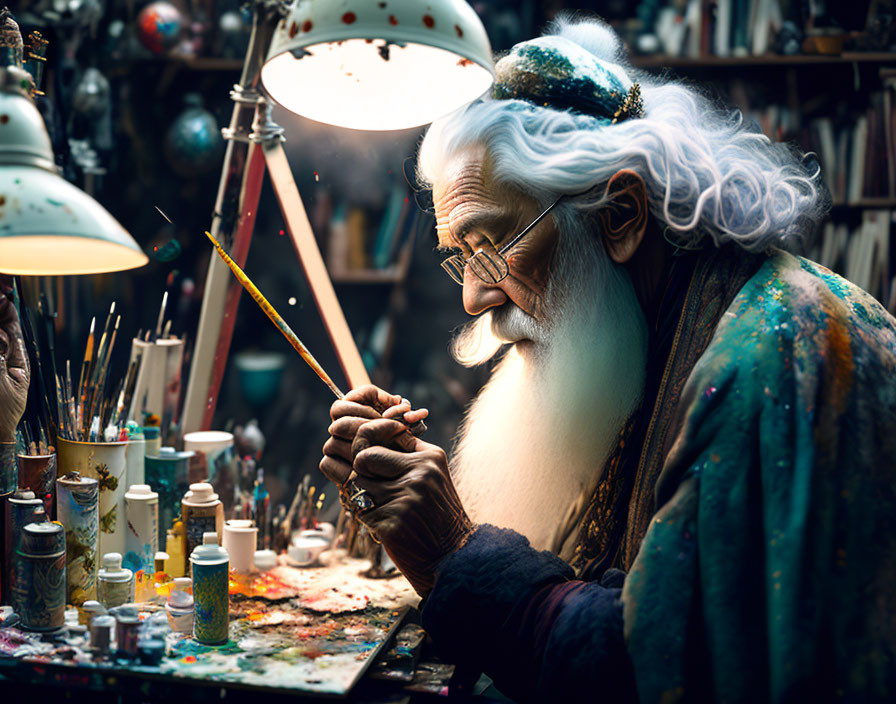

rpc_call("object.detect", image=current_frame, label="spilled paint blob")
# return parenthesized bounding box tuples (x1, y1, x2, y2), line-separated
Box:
(388, 14, 398, 25)
(341, 12, 356, 24)
(0, 115, 7, 125)
(289, 21, 298, 38)
(423, 14, 435, 28)
(302, 20, 313, 32)
(455, 24, 463, 37)
(46, 198, 64, 206)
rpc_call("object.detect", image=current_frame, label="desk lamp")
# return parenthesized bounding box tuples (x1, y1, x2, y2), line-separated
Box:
(182, 0, 494, 432)
(0, 65, 148, 275)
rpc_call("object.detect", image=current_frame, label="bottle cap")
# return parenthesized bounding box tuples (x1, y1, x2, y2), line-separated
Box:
(168, 577, 193, 607)
(143, 426, 160, 439)
(102, 552, 122, 570)
(125, 484, 158, 501)
(202, 531, 218, 545)
(13, 489, 35, 501)
(184, 482, 218, 504)
(190, 534, 228, 564)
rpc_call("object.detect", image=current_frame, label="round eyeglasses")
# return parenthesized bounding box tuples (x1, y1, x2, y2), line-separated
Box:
(440, 195, 565, 285)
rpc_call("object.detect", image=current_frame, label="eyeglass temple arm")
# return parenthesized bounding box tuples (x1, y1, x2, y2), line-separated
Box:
(497, 195, 566, 255)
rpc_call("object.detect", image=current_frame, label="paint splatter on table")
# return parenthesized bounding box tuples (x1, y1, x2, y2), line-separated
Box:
(0, 558, 417, 697)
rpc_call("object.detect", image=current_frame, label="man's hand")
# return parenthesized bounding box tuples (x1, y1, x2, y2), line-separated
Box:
(0, 294, 29, 443)
(320, 385, 428, 486)
(349, 418, 473, 596)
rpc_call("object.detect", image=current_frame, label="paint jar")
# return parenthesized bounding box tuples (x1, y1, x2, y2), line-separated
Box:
(253, 549, 277, 572)
(57, 437, 128, 559)
(5, 489, 45, 611)
(15, 521, 65, 632)
(222, 519, 256, 574)
(115, 609, 140, 658)
(56, 473, 99, 604)
(125, 423, 146, 489)
(166, 576, 193, 634)
(182, 482, 223, 575)
(17, 451, 56, 518)
(124, 484, 158, 573)
(80, 599, 106, 627)
(183, 430, 234, 502)
(286, 534, 329, 567)
(90, 614, 115, 655)
(190, 532, 229, 645)
(145, 447, 194, 547)
(143, 426, 162, 457)
(97, 552, 134, 608)
(165, 523, 186, 577)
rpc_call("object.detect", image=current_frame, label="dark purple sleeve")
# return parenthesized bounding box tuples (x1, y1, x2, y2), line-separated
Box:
(421, 524, 637, 702)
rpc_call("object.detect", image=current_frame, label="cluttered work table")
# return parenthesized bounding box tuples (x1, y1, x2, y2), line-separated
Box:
(0, 554, 460, 702)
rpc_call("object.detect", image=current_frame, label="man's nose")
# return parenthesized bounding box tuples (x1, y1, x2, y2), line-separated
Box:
(462, 269, 507, 315)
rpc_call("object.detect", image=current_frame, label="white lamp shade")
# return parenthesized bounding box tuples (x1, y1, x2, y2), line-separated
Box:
(261, 0, 495, 131)
(0, 72, 148, 275)
(0, 167, 149, 275)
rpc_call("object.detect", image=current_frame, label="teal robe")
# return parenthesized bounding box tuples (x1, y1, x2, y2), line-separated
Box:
(624, 250, 896, 701)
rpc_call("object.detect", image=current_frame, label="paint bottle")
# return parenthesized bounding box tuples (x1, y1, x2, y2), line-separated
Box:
(80, 599, 106, 627)
(6, 489, 45, 613)
(15, 521, 65, 632)
(56, 472, 99, 604)
(124, 484, 158, 573)
(97, 552, 134, 608)
(145, 447, 194, 548)
(143, 426, 162, 457)
(222, 519, 257, 574)
(16, 451, 56, 518)
(90, 614, 115, 655)
(181, 483, 223, 575)
(190, 532, 229, 645)
(125, 423, 146, 489)
(164, 523, 186, 577)
(115, 607, 140, 658)
(166, 576, 193, 634)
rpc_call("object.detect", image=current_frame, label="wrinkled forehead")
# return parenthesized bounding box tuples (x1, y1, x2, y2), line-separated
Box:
(432, 145, 503, 247)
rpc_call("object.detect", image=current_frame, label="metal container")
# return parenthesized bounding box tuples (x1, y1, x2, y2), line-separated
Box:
(144, 447, 193, 546)
(56, 472, 99, 604)
(181, 483, 223, 575)
(17, 452, 56, 518)
(57, 437, 128, 558)
(15, 521, 65, 632)
(190, 532, 229, 645)
(90, 613, 114, 654)
(124, 484, 158, 573)
(115, 610, 140, 658)
(5, 489, 44, 611)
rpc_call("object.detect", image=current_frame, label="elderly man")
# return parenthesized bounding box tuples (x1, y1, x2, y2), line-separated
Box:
(321, 17, 896, 703)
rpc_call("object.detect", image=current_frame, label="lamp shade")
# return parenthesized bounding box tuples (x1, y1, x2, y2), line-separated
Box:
(260, 0, 494, 131)
(0, 68, 148, 275)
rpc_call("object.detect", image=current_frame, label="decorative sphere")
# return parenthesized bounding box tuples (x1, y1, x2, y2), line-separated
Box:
(163, 99, 224, 178)
(137, 1, 184, 55)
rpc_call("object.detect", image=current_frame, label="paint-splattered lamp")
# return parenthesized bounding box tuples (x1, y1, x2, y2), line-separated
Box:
(0, 66, 148, 275)
(260, 0, 494, 130)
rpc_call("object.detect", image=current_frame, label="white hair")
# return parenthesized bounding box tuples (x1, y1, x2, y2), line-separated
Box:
(419, 15, 828, 252)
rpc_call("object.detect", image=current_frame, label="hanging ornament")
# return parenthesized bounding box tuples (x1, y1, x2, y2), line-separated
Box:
(137, 1, 185, 55)
(163, 94, 224, 178)
(71, 67, 110, 119)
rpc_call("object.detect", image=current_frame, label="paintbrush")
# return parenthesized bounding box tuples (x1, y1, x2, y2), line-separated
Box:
(204, 230, 345, 398)
(154, 291, 168, 341)
(77, 316, 95, 437)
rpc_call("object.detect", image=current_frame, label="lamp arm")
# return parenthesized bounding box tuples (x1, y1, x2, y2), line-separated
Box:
(181, 2, 285, 435)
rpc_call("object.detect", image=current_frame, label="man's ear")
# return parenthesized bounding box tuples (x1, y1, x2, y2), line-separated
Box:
(598, 169, 648, 264)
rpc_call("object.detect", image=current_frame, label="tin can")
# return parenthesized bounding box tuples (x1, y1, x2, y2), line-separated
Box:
(90, 614, 114, 654)
(17, 452, 56, 518)
(5, 489, 45, 612)
(182, 483, 223, 575)
(57, 438, 128, 558)
(145, 447, 193, 547)
(124, 484, 158, 573)
(190, 532, 229, 645)
(56, 473, 99, 604)
(15, 521, 65, 631)
(115, 611, 140, 657)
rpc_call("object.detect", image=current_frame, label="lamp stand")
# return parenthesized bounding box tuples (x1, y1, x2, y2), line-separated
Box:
(182, 1, 370, 434)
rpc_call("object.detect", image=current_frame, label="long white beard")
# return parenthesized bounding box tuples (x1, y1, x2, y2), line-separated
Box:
(450, 230, 648, 552)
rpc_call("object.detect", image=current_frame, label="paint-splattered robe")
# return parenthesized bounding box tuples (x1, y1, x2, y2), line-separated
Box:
(422, 249, 896, 702)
